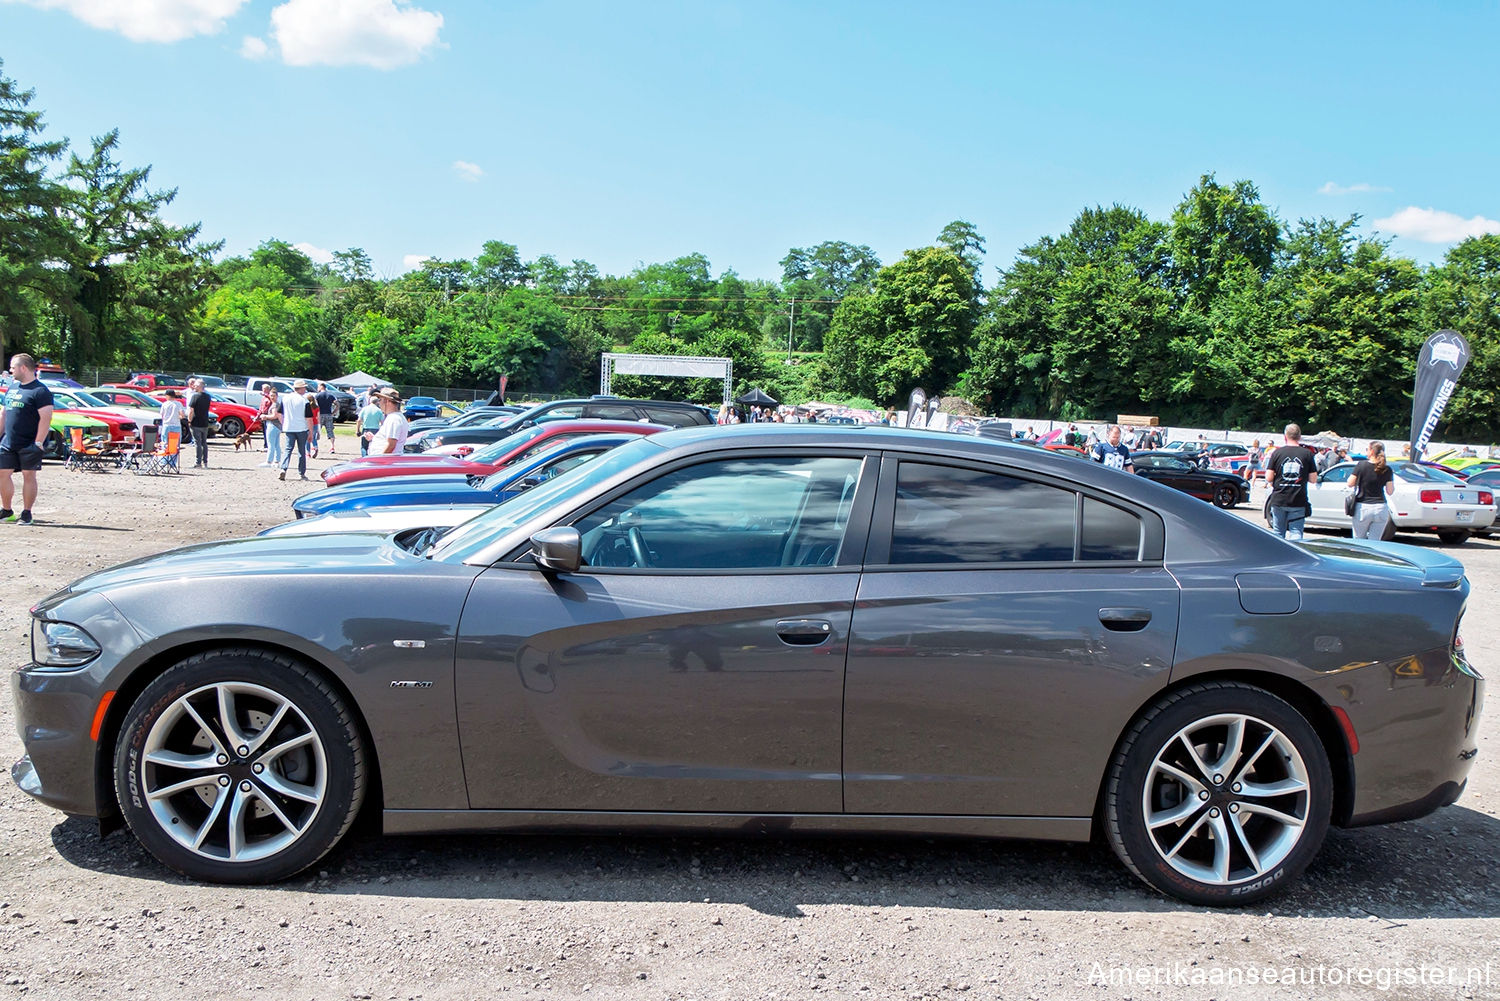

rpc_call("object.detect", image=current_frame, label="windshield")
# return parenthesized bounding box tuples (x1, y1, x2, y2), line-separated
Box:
(429, 437, 661, 562)
(1394, 461, 1466, 484)
(468, 420, 544, 462)
(120, 392, 160, 409)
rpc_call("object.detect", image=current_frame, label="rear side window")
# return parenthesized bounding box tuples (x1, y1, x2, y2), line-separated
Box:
(645, 406, 708, 426)
(1080, 497, 1142, 560)
(890, 463, 1076, 564)
(586, 404, 642, 421)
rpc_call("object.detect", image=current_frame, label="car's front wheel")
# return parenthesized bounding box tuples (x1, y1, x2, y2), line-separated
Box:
(114, 648, 367, 884)
(1212, 483, 1239, 508)
(1104, 682, 1332, 906)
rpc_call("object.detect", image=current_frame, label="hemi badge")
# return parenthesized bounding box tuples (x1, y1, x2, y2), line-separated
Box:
(391, 680, 433, 689)
(393, 639, 426, 648)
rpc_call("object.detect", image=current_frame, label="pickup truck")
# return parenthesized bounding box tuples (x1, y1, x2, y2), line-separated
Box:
(212, 377, 296, 407)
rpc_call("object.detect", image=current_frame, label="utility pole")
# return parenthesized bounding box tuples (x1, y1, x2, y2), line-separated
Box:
(786, 298, 795, 363)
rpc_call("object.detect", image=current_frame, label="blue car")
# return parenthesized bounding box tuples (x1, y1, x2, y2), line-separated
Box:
(291, 434, 634, 518)
(402, 396, 442, 420)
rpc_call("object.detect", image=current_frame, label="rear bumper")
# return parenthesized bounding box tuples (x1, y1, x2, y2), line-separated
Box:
(1344, 663, 1483, 826)
(1390, 504, 1497, 530)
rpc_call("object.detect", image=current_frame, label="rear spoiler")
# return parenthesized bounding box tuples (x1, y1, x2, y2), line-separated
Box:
(1309, 538, 1466, 588)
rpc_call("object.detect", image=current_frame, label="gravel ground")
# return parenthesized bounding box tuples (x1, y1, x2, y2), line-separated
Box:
(2, 446, 1496, 1000)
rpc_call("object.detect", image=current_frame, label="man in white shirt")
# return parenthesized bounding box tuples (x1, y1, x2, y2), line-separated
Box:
(278, 379, 312, 481)
(365, 387, 410, 455)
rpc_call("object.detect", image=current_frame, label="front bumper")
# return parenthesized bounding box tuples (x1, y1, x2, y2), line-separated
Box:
(11, 665, 106, 817)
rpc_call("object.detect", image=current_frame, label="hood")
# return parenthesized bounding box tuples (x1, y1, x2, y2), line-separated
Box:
(298, 477, 488, 514)
(50, 532, 406, 599)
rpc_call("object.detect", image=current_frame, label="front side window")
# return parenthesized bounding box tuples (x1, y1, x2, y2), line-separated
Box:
(890, 463, 1076, 564)
(574, 456, 864, 570)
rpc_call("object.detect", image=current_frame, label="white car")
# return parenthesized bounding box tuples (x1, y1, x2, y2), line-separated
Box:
(258, 505, 487, 539)
(1295, 459, 1497, 544)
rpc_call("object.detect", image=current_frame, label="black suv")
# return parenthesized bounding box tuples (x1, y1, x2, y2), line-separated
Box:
(413, 397, 713, 453)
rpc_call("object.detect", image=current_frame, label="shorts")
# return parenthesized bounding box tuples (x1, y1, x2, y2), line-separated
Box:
(0, 443, 45, 472)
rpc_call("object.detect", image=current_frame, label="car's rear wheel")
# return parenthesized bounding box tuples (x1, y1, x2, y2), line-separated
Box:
(114, 648, 366, 884)
(1212, 484, 1239, 508)
(1380, 519, 1398, 542)
(1436, 529, 1469, 545)
(219, 416, 245, 439)
(1104, 682, 1332, 906)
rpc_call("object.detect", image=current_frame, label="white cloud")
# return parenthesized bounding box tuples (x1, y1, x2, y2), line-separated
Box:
(268, 0, 444, 69)
(452, 160, 483, 182)
(1373, 206, 1500, 243)
(294, 242, 335, 265)
(1318, 181, 1392, 196)
(240, 34, 269, 59)
(2, 0, 249, 43)
(402, 254, 432, 271)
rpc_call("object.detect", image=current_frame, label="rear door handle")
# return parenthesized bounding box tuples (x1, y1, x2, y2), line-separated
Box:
(1099, 607, 1151, 631)
(776, 619, 833, 645)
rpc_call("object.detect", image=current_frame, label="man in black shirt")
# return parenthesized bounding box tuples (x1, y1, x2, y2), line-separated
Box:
(1264, 423, 1318, 540)
(0, 353, 55, 525)
(186, 378, 212, 468)
(314, 382, 339, 455)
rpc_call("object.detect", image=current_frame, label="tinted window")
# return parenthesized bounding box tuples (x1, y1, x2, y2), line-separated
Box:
(586, 404, 643, 421)
(646, 405, 708, 426)
(890, 463, 1076, 564)
(1080, 497, 1141, 560)
(538, 404, 584, 420)
(574, 456, 863, 570)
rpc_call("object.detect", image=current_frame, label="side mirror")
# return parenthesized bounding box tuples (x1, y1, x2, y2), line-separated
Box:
(518, 474, 545, 491)
(531, 526, 581, 573)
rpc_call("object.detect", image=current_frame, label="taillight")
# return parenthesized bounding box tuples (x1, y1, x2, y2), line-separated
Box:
(1481, 492, 1494, 506)
(1420, 489, 1442, 504)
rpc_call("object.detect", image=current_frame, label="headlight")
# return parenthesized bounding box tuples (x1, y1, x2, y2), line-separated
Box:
(32, 619, 102, 668)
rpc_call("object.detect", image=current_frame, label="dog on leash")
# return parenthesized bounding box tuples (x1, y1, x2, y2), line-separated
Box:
(232, 432, 256, 451)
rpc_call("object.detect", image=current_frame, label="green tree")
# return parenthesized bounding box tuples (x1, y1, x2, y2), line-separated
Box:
(936, 219, 986, 292)
(61, 129, 211, 369)
(823, 247, 976, 403)
(778, 241, 879, 351)
(1169, 173, 1281, 312)
(1423, 234, 1500, 440)
(0, 61, 75, 361)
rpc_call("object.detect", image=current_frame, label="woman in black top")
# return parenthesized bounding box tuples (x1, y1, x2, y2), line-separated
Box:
(1350, 441, 1396, 539)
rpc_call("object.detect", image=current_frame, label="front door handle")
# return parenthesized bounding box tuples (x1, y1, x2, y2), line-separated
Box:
(776, 619, 833, 646)
(1099, 607, 1151, 631)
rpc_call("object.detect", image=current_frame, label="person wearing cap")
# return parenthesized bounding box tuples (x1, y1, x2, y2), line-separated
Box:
(365, 387, 410, 455)
(278, 379, 313, 481)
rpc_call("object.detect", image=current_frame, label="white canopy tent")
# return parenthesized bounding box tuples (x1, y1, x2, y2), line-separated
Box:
(331, 371, 384, 388)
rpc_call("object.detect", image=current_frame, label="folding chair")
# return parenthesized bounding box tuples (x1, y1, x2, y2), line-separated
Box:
(116, 425, 155, 471)
(135, 430, 182, 476)
(64, 427, 110, 472)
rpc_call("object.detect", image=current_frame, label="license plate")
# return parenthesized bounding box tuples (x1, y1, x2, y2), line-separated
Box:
(1457, 511, 1473, 523)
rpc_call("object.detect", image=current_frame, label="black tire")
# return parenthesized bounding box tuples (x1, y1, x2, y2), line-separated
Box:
(44, 428, 68, 460)
(1212, 484, 1238, 509)
(114, 648, 366, 884)
(1436, 529, 1469, 545)
(1262, 495, 1273, 526)
(1379, 519, 1397, 542)
(1103, 681, 1332, 906)
(219, 416, 245, 439)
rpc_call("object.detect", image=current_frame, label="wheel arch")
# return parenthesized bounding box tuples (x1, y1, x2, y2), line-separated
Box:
(92, 638, 383, 831)
(1092, 668, 1355, 839)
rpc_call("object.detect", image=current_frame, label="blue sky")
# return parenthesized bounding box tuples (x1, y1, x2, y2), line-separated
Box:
(3, 0, 1496, 282)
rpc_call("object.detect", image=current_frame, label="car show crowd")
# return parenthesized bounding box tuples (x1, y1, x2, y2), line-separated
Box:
(4, 355, 1497, 548)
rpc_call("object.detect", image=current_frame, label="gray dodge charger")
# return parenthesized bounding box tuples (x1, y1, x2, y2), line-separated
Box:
(12, 425, 1484, 905)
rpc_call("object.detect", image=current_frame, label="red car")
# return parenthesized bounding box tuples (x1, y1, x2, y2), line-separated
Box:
(321, 420, 666, 487)
(149, 391, 262, 439)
